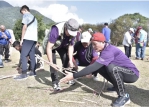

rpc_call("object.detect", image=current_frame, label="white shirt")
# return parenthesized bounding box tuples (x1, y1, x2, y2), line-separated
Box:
(22, 13, 38, 41)
(122, 31, 132, 47)
(7, 29, 15, 44)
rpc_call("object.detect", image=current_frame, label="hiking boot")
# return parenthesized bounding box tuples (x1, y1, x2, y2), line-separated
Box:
(112, 93, 130, 107)
(107, 86, 116, 92)
(27, 71, 36, 76)
(13, 73, 28, 80)
(68, 80, 75, 86)
(53, 83, 61, 91)
(93, 76, 100, 81)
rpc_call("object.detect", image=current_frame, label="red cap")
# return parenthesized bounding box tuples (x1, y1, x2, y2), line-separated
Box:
(92, 32, 105, 42)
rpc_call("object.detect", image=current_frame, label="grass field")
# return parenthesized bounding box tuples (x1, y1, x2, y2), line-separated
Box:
(0, 47, 149, 107)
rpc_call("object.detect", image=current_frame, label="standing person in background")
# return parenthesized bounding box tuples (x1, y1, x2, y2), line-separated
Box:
(0, 25, 11, 63)
(14, 5, 38, 80)
(88, 28, 93, 35)
(7, 29, 16, 59)
(135, 27, 147, 60)
(102, 22, 111, 43)
(122, 28, 134, 58)
(76, 26, 83, 42)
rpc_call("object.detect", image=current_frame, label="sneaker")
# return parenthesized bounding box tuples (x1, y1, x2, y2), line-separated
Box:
(53, 83, 61, 91)
(13, 74, 28, 80)
(27, 71, 36, 76)
(4, 59, 10, 63)
(68, 80, 75, 86)
(107, 86, 116, 92)
(135, 57, 141, 60)
(112, 93, 130, 107)
(0, 64, 4, 68)
(93, 76, 100, 81)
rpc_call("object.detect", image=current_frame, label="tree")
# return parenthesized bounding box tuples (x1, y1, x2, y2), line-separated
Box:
(13, 14, 47, 42)
(13, 19, 22, 40)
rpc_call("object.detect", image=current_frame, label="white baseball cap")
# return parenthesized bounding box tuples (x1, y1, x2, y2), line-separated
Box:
(129, 28, 134, 33)
(81, 31, 92, 43)
(88, 28, 93, 32)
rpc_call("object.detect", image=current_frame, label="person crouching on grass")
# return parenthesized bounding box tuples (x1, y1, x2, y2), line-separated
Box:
(60, 32, 139, 107)
(13, 41, 44, 75)
(73, 31, 99, 81)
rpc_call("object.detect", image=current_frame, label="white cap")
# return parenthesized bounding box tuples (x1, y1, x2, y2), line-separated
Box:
(129, 28, 134, 33)
(81, 31, 92, 43)
(88, 28, 93, 32)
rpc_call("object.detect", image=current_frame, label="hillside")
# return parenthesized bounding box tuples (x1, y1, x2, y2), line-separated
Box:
(0, 6, 54, 29)
(0, 1, 13, 8)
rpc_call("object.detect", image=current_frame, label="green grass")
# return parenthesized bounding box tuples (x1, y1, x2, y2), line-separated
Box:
(0, 47, 149, 107)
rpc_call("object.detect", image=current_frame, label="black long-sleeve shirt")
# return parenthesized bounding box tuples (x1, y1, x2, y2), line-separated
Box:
(73, 62, 104, 78)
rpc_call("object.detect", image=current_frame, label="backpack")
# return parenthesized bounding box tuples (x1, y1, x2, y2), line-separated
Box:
(42, 28, 51, 55)
(42, 22, 65, 55)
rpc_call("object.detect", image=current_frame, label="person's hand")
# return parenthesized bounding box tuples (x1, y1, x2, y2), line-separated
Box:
(69, 60, 74, 68)
(2, 35, 7, 39)
(20, 40, 23, 46)
(16, 67, 20, 71)
(85, 74, 92, 78)
(16, 67, 22, 74)
(50, 63, 60, 71)
(60, 71, 74, 83)
(4, 35, 8, 39)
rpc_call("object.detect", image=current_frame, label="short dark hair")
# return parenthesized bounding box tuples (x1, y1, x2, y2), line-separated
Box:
(104, 23, 108, 26)
(13, 41, 20, 47)
(20, 5, 30, 13)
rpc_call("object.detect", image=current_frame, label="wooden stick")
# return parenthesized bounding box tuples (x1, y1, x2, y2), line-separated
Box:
(35, 55, 99, 95)
(59, 99, 85, 104)
(0, 74, 19, 80)
(98, 78, 106, 98)
(83, 98, 98, 104)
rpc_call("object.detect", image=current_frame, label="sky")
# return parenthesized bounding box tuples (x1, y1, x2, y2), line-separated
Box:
(4, 0, 149, 25)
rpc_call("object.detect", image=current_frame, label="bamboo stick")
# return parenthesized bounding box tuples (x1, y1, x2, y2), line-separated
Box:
(35, 55, 100, 95)
(59, 99, 85, 104)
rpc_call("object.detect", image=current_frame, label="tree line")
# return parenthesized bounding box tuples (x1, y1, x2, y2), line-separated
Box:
(13, 13, 149, 46)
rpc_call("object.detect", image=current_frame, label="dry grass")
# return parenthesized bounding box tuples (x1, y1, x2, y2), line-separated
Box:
(0, 47, 149, 107)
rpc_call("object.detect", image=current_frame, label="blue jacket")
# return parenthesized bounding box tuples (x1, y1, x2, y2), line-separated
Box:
(0, 30, 11, 45)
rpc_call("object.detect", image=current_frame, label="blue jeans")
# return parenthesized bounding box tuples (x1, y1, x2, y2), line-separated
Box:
(136, 42, 146, 59)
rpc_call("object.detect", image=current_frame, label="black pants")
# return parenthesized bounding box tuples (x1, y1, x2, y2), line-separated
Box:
(97, 64, 138, 96)
(0, 44, 9, 60)
(28, 58, 40, 70)
(50, 48, 69, 84)
(124, 45, 131, 58)
(21, 40, 36, 74)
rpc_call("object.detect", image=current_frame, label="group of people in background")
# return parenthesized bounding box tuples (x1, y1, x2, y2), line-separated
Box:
(122, 26, 148, 60)
(0, 4, 148, 107)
